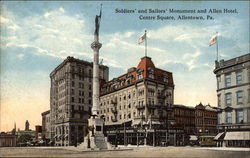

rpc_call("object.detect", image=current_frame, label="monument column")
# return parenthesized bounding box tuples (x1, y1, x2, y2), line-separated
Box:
(91, 38, 102, 116)
(79, 5, 112, 150)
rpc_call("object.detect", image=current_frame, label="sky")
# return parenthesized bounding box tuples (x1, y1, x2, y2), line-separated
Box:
(0, 1, 249, 132)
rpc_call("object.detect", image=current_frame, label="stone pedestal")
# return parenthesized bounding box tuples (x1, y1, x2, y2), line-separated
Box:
(78, 116, 113, 150)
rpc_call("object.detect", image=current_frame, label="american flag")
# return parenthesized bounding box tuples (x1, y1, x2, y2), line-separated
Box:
(138, 33, 146, 44)
(209, 34, 217, 46)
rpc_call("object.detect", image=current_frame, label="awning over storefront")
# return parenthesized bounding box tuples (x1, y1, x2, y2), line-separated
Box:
(189, 135, 198, 141)
(64, 134, 68, 138)
(214, 132, 225, 140)
(132, 120, 141, 126)
(53, 135, 58, 138)
(224, 131, 250, 140)
(151, 120, 161, 125)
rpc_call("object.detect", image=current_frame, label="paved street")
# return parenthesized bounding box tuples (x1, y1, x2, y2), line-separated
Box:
(0, 146, 249, 158)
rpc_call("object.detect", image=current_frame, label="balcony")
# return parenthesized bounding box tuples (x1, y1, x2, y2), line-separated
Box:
(111, 117, 118, 122)
(111, 98, 117, 105)
(157, 93, 166, 99)
(111, 108, 118, 114)
(136, 104, 146, 109)
(147, 104, 156, 109)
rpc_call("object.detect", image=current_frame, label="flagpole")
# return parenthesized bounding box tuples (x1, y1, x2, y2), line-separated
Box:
(216, 32, 219, 61)
(145, 30, 147, 57)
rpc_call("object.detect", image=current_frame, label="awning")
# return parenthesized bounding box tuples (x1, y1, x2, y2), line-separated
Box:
(190, 135, 198, 141)
(53, 135, 58, 138)
(151, 121, 161, 125)
(132, 120, 148, 126)
(214, 132, 225, 140)
(64, 134, 68, 138)
(132, 120, 141, 126)
(224, 131, 250, 140)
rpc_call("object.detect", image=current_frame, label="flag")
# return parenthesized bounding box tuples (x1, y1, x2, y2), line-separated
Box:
(138, 33, 146, 44)
(209, 34, 217, 46)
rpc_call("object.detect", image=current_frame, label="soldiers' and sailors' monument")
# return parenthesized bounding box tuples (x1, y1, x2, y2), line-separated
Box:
(79, 5, 111, 150)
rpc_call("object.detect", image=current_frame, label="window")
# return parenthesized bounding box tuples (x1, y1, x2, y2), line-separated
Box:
(225, 74, 231, 87)
(248, 89, 250, 103)
(236, 91, 243, 104)
(247, 109, 250, 123)
(225, 112, 232, 123)
(163, 73, 168, 83)
(225, 93, 232, 106)
(137, 69, 143, 80)
(71, 97, 74, 102)
(236, 71, 242, 84)
(217, 75, 221, 89)
(236, 110, 243, 123)
(218, 114, 221, 124)
(218, 94, 221, 107)
(148, 68, 154, 79)
(72, 81, 75, 87)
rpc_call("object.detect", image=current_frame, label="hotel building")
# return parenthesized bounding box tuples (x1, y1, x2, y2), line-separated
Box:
(214, 53, 250, 147)
(99, 56, 177, 146)
(50, 56, 109, 146)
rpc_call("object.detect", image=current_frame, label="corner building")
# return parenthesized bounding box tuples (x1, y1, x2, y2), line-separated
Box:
(214, 53, 250, 147)
(50, 56, 108, 146)
(99, 56, 176, 146)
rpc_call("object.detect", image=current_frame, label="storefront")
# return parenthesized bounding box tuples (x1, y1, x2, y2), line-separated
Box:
(214, 131, 250, 147)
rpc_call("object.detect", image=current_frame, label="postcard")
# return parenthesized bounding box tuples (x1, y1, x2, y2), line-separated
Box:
(0, 1, 249, 157)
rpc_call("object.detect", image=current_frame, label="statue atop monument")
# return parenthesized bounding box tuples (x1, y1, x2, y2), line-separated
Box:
(94, 4, 102, 36)
(25, 120, 29, 131)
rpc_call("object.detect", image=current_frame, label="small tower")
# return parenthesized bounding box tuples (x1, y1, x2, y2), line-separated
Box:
(11, 122, 16, 135)
(25, 120, 30, 131)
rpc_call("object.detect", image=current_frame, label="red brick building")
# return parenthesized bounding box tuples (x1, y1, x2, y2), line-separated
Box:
(195, 103, 218, 136)
(173, 105, 195, 135)
(173, 103, 218, 145)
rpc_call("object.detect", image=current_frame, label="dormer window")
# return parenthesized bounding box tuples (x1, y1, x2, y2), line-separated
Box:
(163, 73, 168, 83)
(137, 68, 144, 80)
(148, 67, 154, 79)
(126, 73, 134, 84)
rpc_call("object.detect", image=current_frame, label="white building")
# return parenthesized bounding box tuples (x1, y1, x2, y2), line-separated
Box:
(214, 53, 250, 147)
(99, 56, 176, 146)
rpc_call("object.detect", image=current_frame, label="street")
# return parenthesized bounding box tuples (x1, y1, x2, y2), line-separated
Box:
(0, 146, 249, 158)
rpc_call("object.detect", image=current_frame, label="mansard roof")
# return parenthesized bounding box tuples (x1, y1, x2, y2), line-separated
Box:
(100, 56, 174, 94)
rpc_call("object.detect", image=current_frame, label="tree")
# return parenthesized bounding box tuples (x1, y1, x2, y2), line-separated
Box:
(18, 134, 32, 143)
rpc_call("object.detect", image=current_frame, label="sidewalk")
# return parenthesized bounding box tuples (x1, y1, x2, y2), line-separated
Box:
(195, 147, 250, 152)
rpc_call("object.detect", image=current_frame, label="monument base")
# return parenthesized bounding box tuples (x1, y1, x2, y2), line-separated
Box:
(78, 116, 113, 150)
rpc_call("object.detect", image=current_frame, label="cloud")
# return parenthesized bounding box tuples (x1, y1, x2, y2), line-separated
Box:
(16, 53, 24, 60)
(1, 6, 247, 73)
(1, 6, 93, 62)
(0, 16, 10, 23)
(183, 51, 201, 60)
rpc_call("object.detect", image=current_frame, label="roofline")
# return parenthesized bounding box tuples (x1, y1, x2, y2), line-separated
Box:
(214, 53, 250, 74)
(41, 110, 50, 116)
(50, 56, 108, 77)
